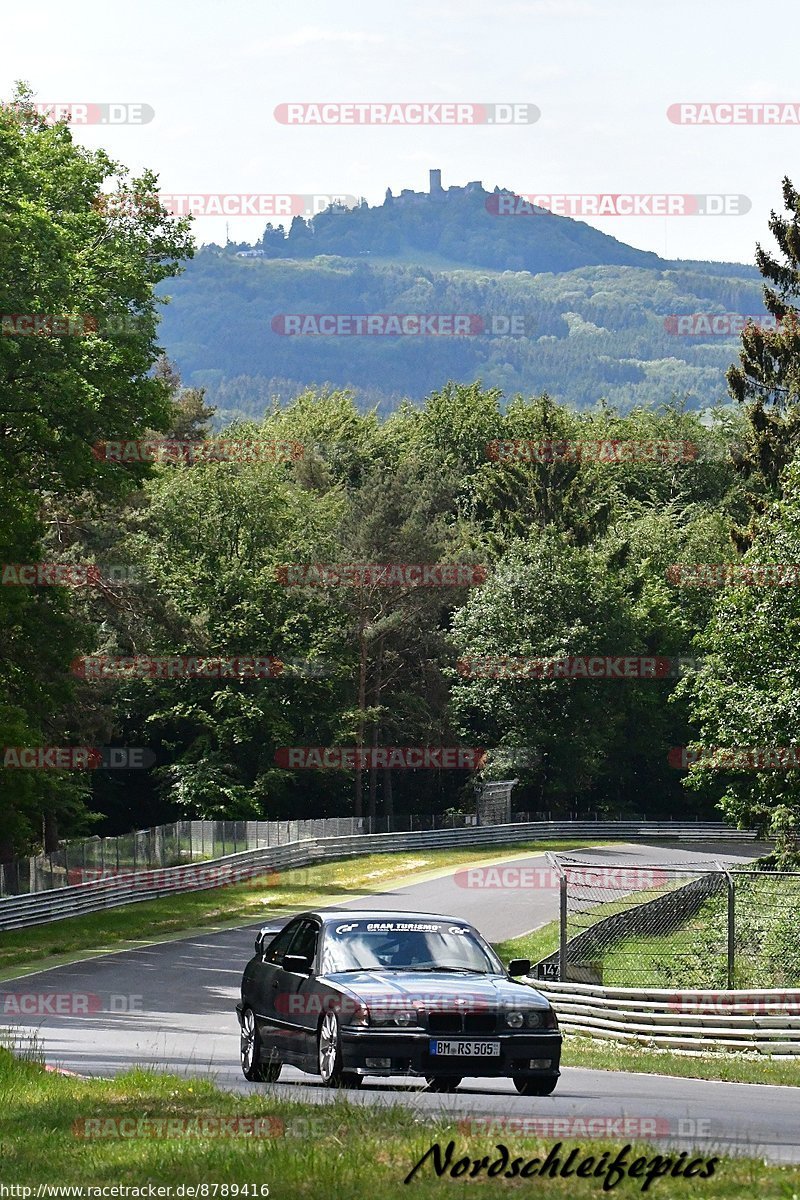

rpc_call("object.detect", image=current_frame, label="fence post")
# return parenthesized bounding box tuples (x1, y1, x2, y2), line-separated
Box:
(547, 853, 568, 983)
(559, 875, 568, 983)
(727, 874, 736, 989)
(717, 862, 735, 989)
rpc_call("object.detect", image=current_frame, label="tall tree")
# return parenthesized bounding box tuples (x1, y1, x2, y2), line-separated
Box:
(727, 176, 800, 548)
(0, 84, 193, 856)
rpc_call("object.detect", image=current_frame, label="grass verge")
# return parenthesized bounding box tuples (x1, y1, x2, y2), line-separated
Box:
(0, 840, 595, 979)
(0, 1048, 796, 1196)
(597, 877, 800, 990)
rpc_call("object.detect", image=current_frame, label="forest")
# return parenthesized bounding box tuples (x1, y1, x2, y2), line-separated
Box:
(3, 89, 800, 864)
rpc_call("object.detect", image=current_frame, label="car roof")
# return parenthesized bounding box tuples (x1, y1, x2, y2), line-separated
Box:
(291, 910, 478, 927)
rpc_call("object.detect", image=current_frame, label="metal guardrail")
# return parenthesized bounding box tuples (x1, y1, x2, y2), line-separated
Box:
(0, 821, 758, 931)
(533, 980, 800, 1054)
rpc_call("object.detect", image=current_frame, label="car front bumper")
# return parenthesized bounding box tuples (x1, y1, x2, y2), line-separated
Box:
(338, 1028, 562, 1078)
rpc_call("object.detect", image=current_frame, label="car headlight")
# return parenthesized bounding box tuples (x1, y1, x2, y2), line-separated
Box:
(529, 1006, 559, 1029)
(369, 1007, 418, 1028)
(504, 1008, 557, 1029)
(341, 1002, 369, 1028)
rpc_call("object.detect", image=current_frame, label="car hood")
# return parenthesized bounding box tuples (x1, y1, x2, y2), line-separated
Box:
(323, 970, 551, 1008)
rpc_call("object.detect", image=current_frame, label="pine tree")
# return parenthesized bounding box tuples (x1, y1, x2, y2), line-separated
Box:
(727, 176, 800, 548)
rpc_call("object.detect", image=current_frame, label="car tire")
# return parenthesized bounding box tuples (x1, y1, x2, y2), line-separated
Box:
(513, 1075, 558, 1096)
(318, 1011, 363, 1089)
(425, 1076, 462, 1093)
(240, 1007, 281, 1083)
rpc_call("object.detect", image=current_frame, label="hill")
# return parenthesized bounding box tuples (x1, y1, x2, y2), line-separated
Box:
(155, 176, 764, 417)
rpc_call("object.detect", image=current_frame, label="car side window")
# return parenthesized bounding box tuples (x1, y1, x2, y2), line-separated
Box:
(290, 920, 319, 969)
(264, 921, 302, 965)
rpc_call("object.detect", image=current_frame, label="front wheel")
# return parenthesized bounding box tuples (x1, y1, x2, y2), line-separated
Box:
(240, 1007, 281, 1083)
(513, 1075, 558, 1096)
(425, 1076, 462, 1092)
(318, 1011, 363, 1088)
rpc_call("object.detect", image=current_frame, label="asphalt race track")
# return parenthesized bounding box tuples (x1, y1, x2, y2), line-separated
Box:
(2, 840, 799, 1164)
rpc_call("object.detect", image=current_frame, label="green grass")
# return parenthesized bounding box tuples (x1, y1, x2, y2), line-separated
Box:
(0, 841, 597, 979)
(495, 920, 561, 966)
(561, 1035, 800, 1087)
(491, 882, 689, 975)
(0, 1048, 796, 1196)
(594, 876, 800, 990)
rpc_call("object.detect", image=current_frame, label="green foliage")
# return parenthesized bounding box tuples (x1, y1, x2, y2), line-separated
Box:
(157, 250, 764, 414)
(0, 84, 193, 853)
(675, 457, 800, 855)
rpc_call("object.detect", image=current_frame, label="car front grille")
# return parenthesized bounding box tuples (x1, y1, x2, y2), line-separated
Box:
(464, 1012, 496, 1034)
(427, 1011, 497, 1034)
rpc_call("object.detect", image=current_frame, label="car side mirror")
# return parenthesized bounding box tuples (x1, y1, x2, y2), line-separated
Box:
(507, 958, 531, 977)
(254, 933, 264, 957)
(282, 953, 312, 974)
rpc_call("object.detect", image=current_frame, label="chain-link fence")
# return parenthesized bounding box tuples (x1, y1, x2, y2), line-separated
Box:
(539, 856, 800, 990)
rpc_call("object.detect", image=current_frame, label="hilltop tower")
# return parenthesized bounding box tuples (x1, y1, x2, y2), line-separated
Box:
(429, 168, 443, 194)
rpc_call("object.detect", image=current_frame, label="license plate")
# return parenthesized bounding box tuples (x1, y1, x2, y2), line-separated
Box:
(430, 1039, 501, 1057)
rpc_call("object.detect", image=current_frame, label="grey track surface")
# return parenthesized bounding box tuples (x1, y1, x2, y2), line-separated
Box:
(2, 840, 797, 1164)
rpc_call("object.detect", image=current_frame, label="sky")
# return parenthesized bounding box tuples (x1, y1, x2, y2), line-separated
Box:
(1, 0, 794, 264)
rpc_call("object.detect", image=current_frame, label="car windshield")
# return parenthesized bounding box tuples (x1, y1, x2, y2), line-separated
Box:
(320, 918, 502, 974)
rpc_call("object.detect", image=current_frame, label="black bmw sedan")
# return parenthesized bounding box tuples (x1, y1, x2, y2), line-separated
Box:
(236, 909, 561, 1094)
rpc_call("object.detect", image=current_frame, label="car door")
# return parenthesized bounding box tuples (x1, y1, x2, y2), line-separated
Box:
(273, 918, 321, 1064)
(249, 918, 305, 1055)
